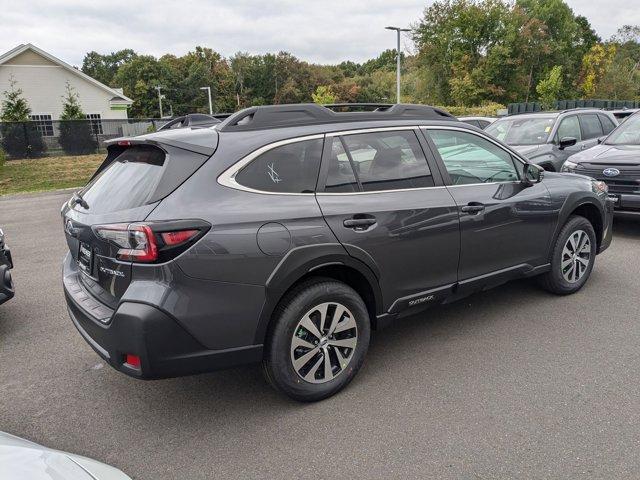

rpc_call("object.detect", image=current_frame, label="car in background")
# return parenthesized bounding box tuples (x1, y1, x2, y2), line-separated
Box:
(609, 108, 640, 123)
(0, 228, 14, 305)
(485, 109, 618, 171)
(563, 110, 640, 213)
(61, 103, 613, 402)
(158, 113, 222, 131)
(0, 431, 132, 479)
(458, 116, 496, 129)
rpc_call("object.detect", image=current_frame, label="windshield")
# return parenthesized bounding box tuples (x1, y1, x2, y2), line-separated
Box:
(485, 116, 556, 145)
(605, 114, 640, 145)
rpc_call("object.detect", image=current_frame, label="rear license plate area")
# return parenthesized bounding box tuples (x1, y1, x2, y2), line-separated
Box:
(77, 242, 93, 275)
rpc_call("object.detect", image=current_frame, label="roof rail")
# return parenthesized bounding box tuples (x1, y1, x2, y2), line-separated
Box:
(217, 103, 456, 132)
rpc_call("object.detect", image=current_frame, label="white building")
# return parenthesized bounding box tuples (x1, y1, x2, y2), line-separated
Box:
(0, 43, 133, 136)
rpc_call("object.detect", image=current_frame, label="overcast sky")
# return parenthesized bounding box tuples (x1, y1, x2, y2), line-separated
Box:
(1, 0, 639, 67)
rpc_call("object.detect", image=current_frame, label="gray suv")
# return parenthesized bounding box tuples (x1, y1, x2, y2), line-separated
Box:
(485, 109, 618, 172)
(62, 103, 613, 401)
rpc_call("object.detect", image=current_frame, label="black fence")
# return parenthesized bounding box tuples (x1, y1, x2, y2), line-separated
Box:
(0, 118, 174, 159)
(507, 99, 640, 115)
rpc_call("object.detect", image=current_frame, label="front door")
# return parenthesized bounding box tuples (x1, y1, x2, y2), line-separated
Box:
(315, 128, 460, 312)
(423, 127, 555, 283)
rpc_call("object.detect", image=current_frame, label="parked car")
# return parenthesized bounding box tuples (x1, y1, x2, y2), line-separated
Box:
(0, 228, 14, 305)
(485, 109, 618, 171)
(158, 113, 221, 131)
(0, 431, 132, 479)
(608, 108, 640, 123)
(563, 110, 640, 213)
(458, 116, 496, 129)
(61, 103, 613, 402)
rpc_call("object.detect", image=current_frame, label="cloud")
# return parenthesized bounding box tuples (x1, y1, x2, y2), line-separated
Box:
(0, 0, 638, 67)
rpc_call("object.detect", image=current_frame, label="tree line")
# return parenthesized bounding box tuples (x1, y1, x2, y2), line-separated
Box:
(80, 1, 640, 118)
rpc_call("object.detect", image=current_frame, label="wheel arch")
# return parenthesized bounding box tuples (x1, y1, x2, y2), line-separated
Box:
(548, 196, 605, 260)
(253, 244, 383, 345)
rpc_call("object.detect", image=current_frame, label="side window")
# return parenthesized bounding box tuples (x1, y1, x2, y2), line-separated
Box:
(556, 116, 582, 142)
(598, 114, 616, 135)
(427, 129, 520, 185)
(326, 130, 434, 192)
(235, 139, 323, 193)
(580, 114, 604, 140)
(324, 139, 359, 193)
(477, 120, 490, 129)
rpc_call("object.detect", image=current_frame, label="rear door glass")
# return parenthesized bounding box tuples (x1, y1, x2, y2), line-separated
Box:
(333, 130, 434, 192)
(580, 114, 604, 139)
(80, 146, 166, 214)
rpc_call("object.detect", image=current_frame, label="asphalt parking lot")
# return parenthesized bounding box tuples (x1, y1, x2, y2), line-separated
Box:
(1, 189, 640, 479)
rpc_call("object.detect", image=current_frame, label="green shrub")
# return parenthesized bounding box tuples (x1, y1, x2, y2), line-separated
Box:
(59, 120, 97, 155)
(0, 122, 46, 159)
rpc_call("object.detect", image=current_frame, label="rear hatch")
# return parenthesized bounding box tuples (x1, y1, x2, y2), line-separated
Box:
(62, 138, 214, 309)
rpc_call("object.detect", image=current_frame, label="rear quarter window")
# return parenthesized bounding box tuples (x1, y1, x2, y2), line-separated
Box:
(235, 138, 323, 193)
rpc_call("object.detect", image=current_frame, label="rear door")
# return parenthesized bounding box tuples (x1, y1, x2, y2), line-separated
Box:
(315, 127, 460, 312)
(62, 144, 209, 308)
(423, 127, 554, 284)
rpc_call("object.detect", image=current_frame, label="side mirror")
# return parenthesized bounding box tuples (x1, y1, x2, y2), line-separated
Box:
(597, 135, 606, 144)
(522, 163, 544, 186)
(558, 136, 577, 149)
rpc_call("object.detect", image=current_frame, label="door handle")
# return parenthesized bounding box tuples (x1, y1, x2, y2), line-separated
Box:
(461, 203, 485, 214)
(343, 216, 377, 230)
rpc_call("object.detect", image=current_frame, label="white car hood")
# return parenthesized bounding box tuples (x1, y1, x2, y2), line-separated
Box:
(0, 432, 131, 480)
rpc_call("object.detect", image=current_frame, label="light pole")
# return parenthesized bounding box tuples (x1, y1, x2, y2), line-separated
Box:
(200, 86, 213, 115)
(155, 86, 165, 118)
(385, 26, 410, 104)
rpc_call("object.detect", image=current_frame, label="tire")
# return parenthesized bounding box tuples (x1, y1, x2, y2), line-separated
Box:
(263, 278, 371, 402)
(538, 215, 597, 295)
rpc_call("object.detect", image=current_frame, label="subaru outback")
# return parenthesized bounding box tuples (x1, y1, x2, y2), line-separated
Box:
(62, 103, 613, 402)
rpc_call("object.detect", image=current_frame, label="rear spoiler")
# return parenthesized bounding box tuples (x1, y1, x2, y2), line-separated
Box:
(92, 136, 216, 180)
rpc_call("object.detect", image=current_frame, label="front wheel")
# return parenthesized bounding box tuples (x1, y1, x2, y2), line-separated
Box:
(263, 279, 371, 402)
(538, 215, 597, 295)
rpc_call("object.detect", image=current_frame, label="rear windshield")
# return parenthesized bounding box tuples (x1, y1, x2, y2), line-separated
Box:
(79, 146, 166, 214)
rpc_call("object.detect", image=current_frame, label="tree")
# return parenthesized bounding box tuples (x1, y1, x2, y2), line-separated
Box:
(81, 49, 137, 86)
(58, 81, 97, 155)
(0, 75, 45, 158)
(311, 85, 337, 104)
(536, 65, 563, 109)
(578, 43, 617, 97)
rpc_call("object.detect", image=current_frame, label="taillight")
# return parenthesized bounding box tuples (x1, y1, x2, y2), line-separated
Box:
(95, 223, 158, 262)
(93, 221, 209, 263)
(160, 229, 199, 246)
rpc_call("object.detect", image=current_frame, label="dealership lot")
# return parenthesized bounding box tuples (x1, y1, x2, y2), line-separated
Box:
(1, 190, 640, 479)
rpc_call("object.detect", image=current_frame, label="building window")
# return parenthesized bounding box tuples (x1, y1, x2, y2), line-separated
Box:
(29, 114, 54, 137)
(86, 113, 103, 135)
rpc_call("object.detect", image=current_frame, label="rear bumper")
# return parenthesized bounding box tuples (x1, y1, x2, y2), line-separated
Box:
(62, 254, 262, 379)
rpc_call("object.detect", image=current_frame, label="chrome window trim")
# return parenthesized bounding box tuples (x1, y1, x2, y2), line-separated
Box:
(317, 185, 449, 196)
(421, 125, 529, 187)
(326, 125, 420, 137)
(217, 133, 324, 196)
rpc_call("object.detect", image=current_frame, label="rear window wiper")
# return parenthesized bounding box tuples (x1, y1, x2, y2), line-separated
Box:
(71, 192, 90, 210)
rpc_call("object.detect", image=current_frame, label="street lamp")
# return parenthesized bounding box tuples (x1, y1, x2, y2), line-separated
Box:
(200, 86, 213, 115)
(385, 26, 411, 104)
(155, 86, 165, 118)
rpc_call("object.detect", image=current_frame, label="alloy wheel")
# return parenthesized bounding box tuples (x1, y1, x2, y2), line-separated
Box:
(561, 229, 592, 283)
(290, 302, 358, 384)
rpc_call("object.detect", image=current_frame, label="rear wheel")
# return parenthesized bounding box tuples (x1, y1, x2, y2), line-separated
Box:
(539, 215, 596, 295)
(263, 279, 370, 402)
